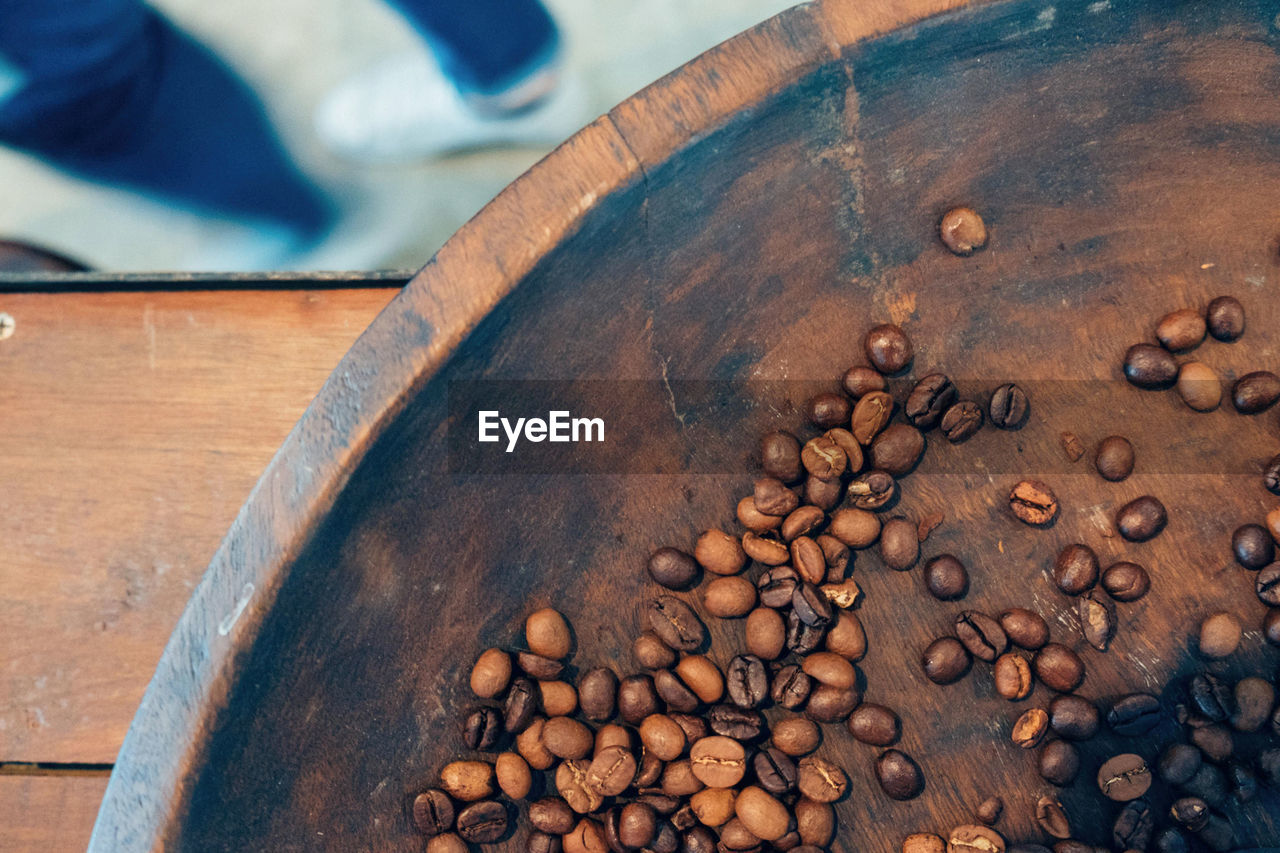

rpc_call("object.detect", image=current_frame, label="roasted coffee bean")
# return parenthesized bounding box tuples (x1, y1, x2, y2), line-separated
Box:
(847, 703, 900, 746)
(528, 830, 562, 853)
(905, 374, 957, 430)
(472, 648, 513, 699)
(653, 670, 699, 713)
(618, 803, 657, 849)
(1054, 544, 1099, 595)
(745, 608, 786, 661)
(737, 494, 786, 533)
(1060, 431, 1085, 461)
(1033, 644, 1084, 693)
(1159, 743, 1203, 785)
(1177, 361, 1221, 411)
(879, 517, 920, 570)
(806, 391, 852, 429)
(1038, 740, 1080, 786)
(457, 800, 509, 843)
(842, 364, 887, 398)
(680, 826, 716, 853)
(1034, 794, 1070, 839)
(922, 636, 971, 684)
(770, 717, 819, 757)
(940, 206, 987, 255)
(848, 469, 896, 509)
(794, 799, 833, 847)
(635, 751, 664, 788)
(705, 575, 758, 618)
(871, 424, 926, 476)
(464, 706, 504, 750)
(752, 478, 799, 519)
(1230, 676, 1276, 731)
(516, 718, 554, 770)
(640, 714, 687, 762)
(414, 789, 456, 836)
(1227, 760, 1258, 802)
(526, 609, 571, 659)
(618, 675, 661, 725)
(801, 652, 856, 690)
(649, 547, 699, 590)
(668, 712, 709, 745)
(1196, 814, 1234, 852)
(1265, 454, 1280, 496)
(825, 428, 864, 476)
(989, 383, 1029, 430)
(851, 391, 894, 445)
(955, 611, 1007, 662)
(797, 755, 847, 802)
(427, 833, 469, 853)
(1190, 724, 1233, 762)
(1197, 611, 1242, 659)
(741, 532, 790, 567)
(901, 833, 946, 853)
(864, 324, 913, 374)
(824, 611, 867, 661)
(1232, 370, 1280, 413)
(659, 759, 704, 798)
(726, 655, 769, 709)
(518, 652, 565, 681)
(1206, 295, 1244, 341)
(649, 596, 706, 651)
(786, 610, 825, 654)
(792, 582, 833, 627)
(585, 746, 637, 797)
(1009, 480, 1058, 525)
(820, 577, 861, 610)
(1116, 495, 1166, 542)
(1094, 435, 1134, 481)
(1256, 563, 1280, 605)
(827, 507, 879, 549)
(1255, 747, 1280, 785)
(688, 788, 735, 828)
(757, 566, 799, 609)
(1101, 561, 1150, 602)
(975, 796, 1003, 826)
(805, 683, 860, 722)
(1078, 590, 1116, 652)
(1265, 607, 1280, 645)
(1012, 708, 1050, 749)
(695, 529, 748, 577)
(1232, 523, 1274, 569)
(544, 716, 594, 760)
(941, 401, 983, 443)
(1048, 695, 1099, 740)
(948, 825, 1005, 853)
(1097, 753, 1152, 801)
(1189, 672, 1235, 721)
(816, 534, 850, 578)
(760, 431, 803, 483)
(1112, 799, 1154, 850)
(707, 704, 764, 741)
(1123, 343, 1177, 389)
(923, 554, 968, 600)
(504, 678, 540, 735)
(634, 632, 677, 670)
(752, 747, 797, 794)
(1170, 797, 1209, 831)
(803, 474, 843, 511)
(565, 819, 607, 853)
(734, 786, 790, 842)
(1156, 308, 1206, 352)
(576, 667, 618, 722)
(1108, 693, 1162, 735)
(1153, 828, 1191, 853)
(1000, 608, 1049, 650)
(875, 749, 923, 799)
(781, 506, 825, 542)
(801, 435, 846, 480)
(771, 665, 812, 710)
(540, 682, 578, 718)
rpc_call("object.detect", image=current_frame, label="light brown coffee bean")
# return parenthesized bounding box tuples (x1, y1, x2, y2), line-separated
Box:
(705, 575, 758, 617)
(471, 648, 513, 699)
(660, 759, 704, 797)
(540, 681, 578, 717)
(544, 717, 594, 760)
(1156, 307, 1207, 352)
(689, 787, 737, 828)
(993, 653, 1033, 700)
(1009, 480, 1058, 526)
(675, 655, 724, 704)
(1012, 708, 1049, 749)
(494, 752, 532, 800)
(795, 798, 833, 847)
(1177, 361, 1221, 411)
(902, 833, 946, 853)
(791, 536, 828, 585)
(801, 652, 856, 689)
(586, 745, 637, 797)
(428, 833, 469, 853)
(828, 507, 881, 548)
(734, 786, 791, 842)
(825, 427, 864, 473)
(633, 632, 677, 670)
(556, 760, 604, 814)
(639, 714, 687, 762)
(851, 391, 894, 444)
(517, 717, 555, 770)
(746, 607, 787, 660)
(526, 609, 572, 660)
(695, 529, 747, 576)
(796, 756, 847, 802)
(802, 435, 846, 480)
(689, 736, 747, 788)
(821, 578, 862, 609)
(940, 207, 987, 255)
(781, 506, 825, 541)
(738, 496, 783, 533)
(824, 611, 867, 660)
(1034, 795, 1071, 839)
(947, 824, 1005, 853)
(772, 717, 821, 756)
(1198, 611, 1242, 659)
(741, 532, 790, 566)
(440, 761, 495, 802)
(718, 818, 761, 852)
(842, 365, 887, 398)
(878, 516, 920, 570)
(565, 819, 607, 853)
(976, 796, 1003, 826)
(528, 798, 577, 835)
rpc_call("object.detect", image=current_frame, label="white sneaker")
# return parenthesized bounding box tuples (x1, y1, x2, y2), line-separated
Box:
(315, 49, 592, 164)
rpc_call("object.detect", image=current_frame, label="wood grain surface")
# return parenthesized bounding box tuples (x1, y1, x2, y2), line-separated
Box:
(95, 0, 1280, 850)
(0, 775, 110, 853)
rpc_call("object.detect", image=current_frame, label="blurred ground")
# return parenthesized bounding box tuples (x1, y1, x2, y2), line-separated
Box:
(0, 0, 794, 272)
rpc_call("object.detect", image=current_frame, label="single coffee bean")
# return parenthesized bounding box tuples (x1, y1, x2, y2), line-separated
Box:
(842, 364, 886, 398)
(1116, 495, 1166, 542)
(1197, 611, 1242, 659)
(704, 575, 758, 618)
(847, 703, 900, 746)
(1123, 343, 1178, 389)
(922, 636, 971, 684)
(668, 713, 708, 746)
(816, 534, 849, 579)
(1000, 608, 1049, 650)
(680, 826, 716, 853)
(516, 718, 554, 770)
(753, 478, 799, 519)
(529, 798, 576, 835)
(726, 655, 769, 709)
(1094, 435, 1135, 481)
(1196, 814, 1234, 852)
(1189, 672, 1235, 721)
(1256, 563, 1280, 605)
(905, 374, 957, 430)
(1265, 607, 1280, 645)
(871, 424, 926, 476)
(864, 324, 913, 374)
(736, 496, 785, 533)
(659, 759, 704, 798)
(975, 796, 1003, 826)
(940, 206, 987, 255)
(745, 608, 787, 661)
(695, 529, 747, 577)
(427, 833, 469, 853)
(786, 609, 826, 655)
(1108, 693, 1162, 735)
(734, 786, 790, 842)
(1185, 764, 1229, 808)
(1078, 590, 1116, 652)
(585, 746, 637, 797)
(820, 577, 861, 609)
(1060, 431, 1085, 461)
(955, 611, 1007, 662)
(1038, 740, 1080, 786)
(825, 428, 864, 476)
(1153, 828, 1191, 853)
(851, 391, 894, 445)
(464, 706, 504, 750)
(688, 788, 735, 828)
(902, 833, 946, 853)
(414, 789, 456, 836)
(1156, 308, 1206, 352)
(804, 683, 860, 722)
(1230, 676, 1276, 731)
(649, 547, 699, 590)
(792, 582, 833, 627)
(989, 383, 1029, 429)
(941, 400, 983, 443)
(457, 801, 508, 843)
(806, 391, 852, 429)
(504, 678, 540, 735)
(1101, 561, 1150, 602)
(948, 825, 1005, 853)
(752, 747, 797, 795)
(649, 596, 706, 651)
(1009, 480, 1058, 525)
(760, 431, 803, 483)
(848, 469, 896, 509)
(1054, 544, 1099, 595)
(1227, 760, 1258, 802)
(781, 506, 825, 542)
(1233, 523, 1274, 569)
(827, 507, 879, 549)
(801, 651, 856, 690)
(707, 704, 764, 741)
(618, 803, 657, 849)
(518, 651, 565, 681)
(1158, 743, 1202, 785)
(1190, 724, 1233, 762)
(824, 610, 867, 661)
(1170, 797, 1209, 831)
(797, 755, 847, 802)
(875, 749, 923, 799)
(1048, 694, 1099, 740)
(793, 799, 833, 847)
(782, 537, 823, 587)
(1034, 794, 1070, 839)
(471, 648, 513, 699)
(565, 820, 607, 853)
(640, 714, 688, 762)
(1206, 295, 1244, 341)
(653, 670, 699, 713)
(528, 830, 562, 853)
(741, 532, 789, 566)
(1112, 799, 1154, 851)
(801, 435, 846, 480)
(544, 716, 594, 760)
(1232, 370, 1280, 413)
(1097, 753, 1152, 801)
(755, 567, 799, 611)
(1033, 644, 1085, 693)
(879, 517, 920, 570)
(1012, 708, 1050, 749)
(770, 717, 820, 757)
(577, 667, 618, 722)
(1177, 362, 1221, 411)
(993, 653, 1033, 700)
(1263, 453, 1280, 497)
(526, 609, 572, 660)
(634, 632, 677, 670)
(540, 681, 577, 718)
(618, 675, 661, 725)
(803, 474, 843, 511)
(923, 554, 968, 600)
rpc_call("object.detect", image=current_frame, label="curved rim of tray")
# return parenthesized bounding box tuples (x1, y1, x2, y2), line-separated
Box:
(90, 0, 979, 847)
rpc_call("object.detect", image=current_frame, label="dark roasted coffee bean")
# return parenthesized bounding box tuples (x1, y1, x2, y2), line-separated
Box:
(464, 707, 503, 750)
(636, 795, 680, 817)
(922, 636, 971, 684)
(649, 596, 705, 651)
(1264, 454, 1280, 496)
(578, 668, 618, 721)
(618, 803, 657, 849)
(681, 826, 715, 853)
(528, 831, 562, 853)
(975, 796, 1003, 826)
(1123, 343, 1177, 389)
(1265, 607, 1280, 645)
(874, 749, 923, 799)
(989, 383, 1029, 429)
(1101, 561, 1150, 601)
(924, 554, 968, 600)
(456, 800, 508, 843)
(1033, 644, 1084, 693)
(754, 478, 800, 520)
(618, 675, 661, 726)
(870, 423, 925, 476)
(1049, 695, 1099, 740)
(792, 582, 833, 627)
(1259, 748, 1280, 785)
(1000, 608, 1049, 650)
(842, 365, 886, 398)
(1189, 672, 1235, 721)
(529, 798, 577, 835)
(1108, 693, 1161, 735)
(864, 324, 913, 374)
(1205, 295, 1244, 341)
(1054, 544, 1099, 595)
(1257, 563, 1280, 605)
(651, 822, 678, 853)
(804, 683, 860, 722)
(668, 712, 709, 745)
(847, 703, 900, 746)
(941, 401, 983, 443)
(1153, 828, 1191, 853)
(504, 678, 540, 734)
(1226, 760, 1258, 802)
(806, 392, 852, 429)
(757, 566, 799, 609)
(1009, 480, 1057, 525)
(771, 665, 812, 710)
(1232, 370, 1280, 413)
(955, 611, 1007, 662)
(1111, 799, 1154, 850)
(1012, 708, 1050, 749)
(1182, 764, 1228, 808)
(1159, 743, 1202, 785)
(1156, 308, 1206, 352)
(1189, 724, 1233, 762)
(1230, 676, 1276, 731)
(752, 747, 797, 795)
(804, 474, 843, 511)
(1170, 797, 1209, 831)
(785, 610, 825, 655)
(1196, 814, 1233, 852)
(653, 670, 699, 713)
(878, 517, 920, 570)
(518, 652, 565, 681)
(993, 653, 1032, 700)
(648, 548, 699, 590)
(1097, 753, 1152, 801)
(414, 789, 456, 836)
(1034, 794, 1070, 839)
(726, 655, 769, 709)
(1038, 740, 1080, 786)
(1116, 495, 1166, 542)
(906, 373, 957, 429)
(1094, 435, 1135, 481)
(760, 431, 803, 484)
(1077, 590, 1116, 652)
(1233, 522, 1274, 568)
(847, 469, 895, 510)
(705, 704, 763, 741)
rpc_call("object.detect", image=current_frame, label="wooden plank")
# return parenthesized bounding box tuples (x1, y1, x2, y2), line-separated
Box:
(0, 775, 109, 852)
(0, 288, 395, 764)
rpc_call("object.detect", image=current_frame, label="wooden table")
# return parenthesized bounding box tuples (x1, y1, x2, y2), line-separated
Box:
(0, 274, 403, 851)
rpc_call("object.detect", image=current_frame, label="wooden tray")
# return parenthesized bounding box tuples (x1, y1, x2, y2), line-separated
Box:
(92, 0, 1280, 848)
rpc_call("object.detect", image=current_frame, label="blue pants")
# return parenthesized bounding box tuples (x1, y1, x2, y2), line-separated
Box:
(0, 0, 557, 236)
